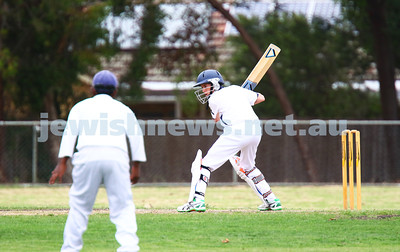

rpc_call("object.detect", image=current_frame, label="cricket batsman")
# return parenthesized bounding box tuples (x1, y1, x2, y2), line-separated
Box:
(177, 69, 282, 212)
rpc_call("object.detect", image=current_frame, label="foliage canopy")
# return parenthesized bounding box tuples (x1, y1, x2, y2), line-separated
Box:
(224, 12, 381, 119)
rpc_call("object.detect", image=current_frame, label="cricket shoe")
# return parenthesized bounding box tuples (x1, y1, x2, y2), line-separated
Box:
(258, 199, 282, 211)
(177, 198, 206, 212)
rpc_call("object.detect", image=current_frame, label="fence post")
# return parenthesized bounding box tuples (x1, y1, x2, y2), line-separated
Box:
(32, 125, 39, 183)
(232, 168, 238, 183)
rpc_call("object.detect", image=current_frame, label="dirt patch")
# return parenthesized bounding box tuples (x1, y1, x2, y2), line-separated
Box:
(0, 208, 273, 216)
(356, 214, 400, 220)
(0, 209, 108, 216)
(136, 209, 259, 214)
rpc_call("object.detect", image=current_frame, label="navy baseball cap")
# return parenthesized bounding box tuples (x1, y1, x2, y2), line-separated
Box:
(92, 70, 118, 88)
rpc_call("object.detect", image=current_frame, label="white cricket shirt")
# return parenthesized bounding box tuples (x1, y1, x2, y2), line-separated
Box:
(58, 94, 146, 162)
(208, 85, 259, 127)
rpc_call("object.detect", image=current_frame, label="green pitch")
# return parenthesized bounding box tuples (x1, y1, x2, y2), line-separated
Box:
(0, 184, 399, 251)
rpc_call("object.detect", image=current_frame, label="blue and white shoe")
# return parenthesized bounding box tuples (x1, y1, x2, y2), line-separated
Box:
(177, 198, 206, 212)
(258, 199, 282, 211)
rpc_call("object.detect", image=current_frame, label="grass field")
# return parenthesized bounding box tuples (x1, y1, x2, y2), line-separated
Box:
(0, 184, 399, 251)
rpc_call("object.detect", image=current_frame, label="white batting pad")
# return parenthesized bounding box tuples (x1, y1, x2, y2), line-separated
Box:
(188, 149, 202, 202)
(229, 155, 265, 204)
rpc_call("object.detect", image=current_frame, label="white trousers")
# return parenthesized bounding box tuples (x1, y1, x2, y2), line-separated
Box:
(202, 124, 262, 172)
(61, 147, 139, 252)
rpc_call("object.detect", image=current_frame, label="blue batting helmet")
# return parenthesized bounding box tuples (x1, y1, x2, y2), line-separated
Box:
(194, 69, 225, 88)
(193, 69, 225, 104)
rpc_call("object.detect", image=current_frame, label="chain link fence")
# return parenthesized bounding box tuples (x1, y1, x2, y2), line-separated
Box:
(0, 120, 399, 183)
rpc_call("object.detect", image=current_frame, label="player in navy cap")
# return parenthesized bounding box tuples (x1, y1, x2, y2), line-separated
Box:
(49, 70, 146, 252)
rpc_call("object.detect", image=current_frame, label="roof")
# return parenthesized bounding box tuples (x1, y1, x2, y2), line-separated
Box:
(232, 0, 340, 22)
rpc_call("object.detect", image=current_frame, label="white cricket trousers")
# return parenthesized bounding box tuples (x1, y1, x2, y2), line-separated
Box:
(61, 147, 139, 252)
(202, 123, 262, 172)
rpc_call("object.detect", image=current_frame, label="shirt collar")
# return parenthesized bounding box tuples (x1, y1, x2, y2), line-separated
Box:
(93, 94, 113, 99)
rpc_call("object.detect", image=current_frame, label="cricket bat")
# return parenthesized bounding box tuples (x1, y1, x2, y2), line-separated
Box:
(241, 43, 281, 91)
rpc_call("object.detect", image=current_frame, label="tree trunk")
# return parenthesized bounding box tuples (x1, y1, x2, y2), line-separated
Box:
(44, 92, 74, 183)
(0, 74, 7, 182)
(366, 0, 399, 120)
(207, 0, 319, 181)
(0, 7, 8, 182)
(44, 92, 61, 164)
(366, 0, 400, 181)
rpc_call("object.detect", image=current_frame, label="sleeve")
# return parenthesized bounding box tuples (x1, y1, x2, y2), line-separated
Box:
(126, 109, 147, 162)
(208, 99, 219, 119)
(242, 88, 258, 106)
(58, 106, 79, 158)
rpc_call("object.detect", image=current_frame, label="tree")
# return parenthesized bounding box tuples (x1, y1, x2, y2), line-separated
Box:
(0, 0, 166, 181)
(120, 1, 165, 100)
(159, 4, 217, 79)
(339, 0, 399, 120)
(146, 4, 220, 118)
(0, 1, 18, 182)
(0, 0, 169, 181)
(226, 12, 380, 119)
(1, 0, 118, 119)
(340, 0, 400, 181)
(1, 0, 166, 117)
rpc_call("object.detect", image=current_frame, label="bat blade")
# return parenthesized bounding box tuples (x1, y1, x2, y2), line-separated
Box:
(241, 43, 281, 90)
